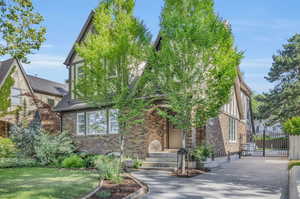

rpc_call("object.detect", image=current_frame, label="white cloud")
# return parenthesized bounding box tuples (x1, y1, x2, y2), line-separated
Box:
(23, 54, 65, 69)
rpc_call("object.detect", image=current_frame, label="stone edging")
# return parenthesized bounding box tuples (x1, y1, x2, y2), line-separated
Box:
(80, 180, 103, 199)
(123, 174, 149, 199)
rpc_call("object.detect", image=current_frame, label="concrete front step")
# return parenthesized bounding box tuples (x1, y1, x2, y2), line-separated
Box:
(145, 157, 177, 163)
(142, 161, 177, 168)
(140, 167, 176, 171)
(148, 152, 177, 158)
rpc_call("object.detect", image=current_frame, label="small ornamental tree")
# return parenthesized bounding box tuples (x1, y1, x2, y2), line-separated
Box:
(75, 0, 152, 162)
(0, 0, 46, 62)
(148, 0, 242, 174)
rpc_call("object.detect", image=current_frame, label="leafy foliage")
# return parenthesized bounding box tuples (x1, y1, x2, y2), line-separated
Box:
(133, 158, 143, 169)
(0, 137, 17, 158)
(259, 34, 300, 124)
(0, 67, 15, 116)
(191, 144, 213, 162)
(94, 155, 122, 184)
(34, 131, 75, 165)
(0, 158, 37, 168)
(75, 0, 152, 161)
(10, 123, 41, 157)
(61, 155, 85, 168)
(283, 117, 300, 135)
(0, 0, 46, 62)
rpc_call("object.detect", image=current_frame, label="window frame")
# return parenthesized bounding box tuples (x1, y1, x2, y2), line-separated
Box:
(76, 109, 119, 136)
(11, 88, 22, 106)
(76, 112, 86, 136)
(228, 117, 237, 143)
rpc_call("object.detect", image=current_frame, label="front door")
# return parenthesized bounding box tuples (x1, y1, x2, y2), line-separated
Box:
(168, 122, 182, 149)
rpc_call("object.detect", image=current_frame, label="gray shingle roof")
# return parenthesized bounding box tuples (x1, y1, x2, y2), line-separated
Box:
(0, 58, 15, 87)
(27, 75, 68, 97)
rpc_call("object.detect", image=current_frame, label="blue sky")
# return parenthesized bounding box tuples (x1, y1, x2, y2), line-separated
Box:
(22, 0, 300, 94)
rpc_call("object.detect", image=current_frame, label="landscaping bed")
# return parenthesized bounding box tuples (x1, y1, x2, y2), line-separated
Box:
(0, 167, 99, 199)
(90, 176, 142, 199)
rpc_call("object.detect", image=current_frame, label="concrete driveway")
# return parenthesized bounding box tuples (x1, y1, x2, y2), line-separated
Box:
(132, 157, 288, 199)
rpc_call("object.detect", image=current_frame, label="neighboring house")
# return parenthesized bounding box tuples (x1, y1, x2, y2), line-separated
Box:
(0, 58, 68, 137)
(27, 75, 68, 107)
(54, 12, 254, 159)
(254, 120, 284, 136)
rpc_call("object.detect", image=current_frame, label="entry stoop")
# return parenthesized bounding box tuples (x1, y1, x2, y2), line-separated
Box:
(141, 152, 178, 171)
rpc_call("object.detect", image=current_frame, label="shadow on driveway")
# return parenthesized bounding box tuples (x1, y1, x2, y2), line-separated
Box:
(132, 157, 288, 199)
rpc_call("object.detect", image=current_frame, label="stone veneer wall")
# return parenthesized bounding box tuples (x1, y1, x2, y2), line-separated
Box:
(206, 113, 247, 156)
(61, 111, 167, 159)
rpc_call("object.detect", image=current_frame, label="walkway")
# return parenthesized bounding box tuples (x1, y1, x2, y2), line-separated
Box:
(132, 157, 288, 199)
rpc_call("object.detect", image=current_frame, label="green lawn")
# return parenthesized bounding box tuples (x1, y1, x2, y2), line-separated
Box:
(0, 167, 99, 199)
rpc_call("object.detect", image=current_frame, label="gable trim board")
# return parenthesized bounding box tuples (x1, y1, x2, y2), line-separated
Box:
(0, 58, 35, 96)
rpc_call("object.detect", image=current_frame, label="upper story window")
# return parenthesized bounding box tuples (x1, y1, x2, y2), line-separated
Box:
(47, 98, 55, 106)
(11, 88, 21, 106)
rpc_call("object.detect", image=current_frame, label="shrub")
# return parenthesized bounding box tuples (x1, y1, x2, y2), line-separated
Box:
(133, 159, 143, 169)
(94, 155, 122, 184)
(0, 137, 17, 158)
(284, 117, 300, 135)
(61, 155, 85, 168)
(34, 131, 75, 165)
(0, 158, 38, 168)
(191, 144, 213, 162)
(10, 124, 41, 157)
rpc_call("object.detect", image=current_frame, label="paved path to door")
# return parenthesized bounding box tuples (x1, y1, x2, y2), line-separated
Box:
(132, 157, 288, 199)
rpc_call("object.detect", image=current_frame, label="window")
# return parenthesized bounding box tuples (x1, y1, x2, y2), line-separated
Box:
(76, 109, 119, 136)
(77, 113, 86, 135)
(11, 88, 21, 105)
(86, 111, 107, 135)
(47, 98, 55, 106)
(109, 109, 119, 134)
(75, 62, 84, 81)
(229, 117, 237, 142)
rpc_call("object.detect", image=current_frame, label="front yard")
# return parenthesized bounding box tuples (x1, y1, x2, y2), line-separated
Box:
(0, 167, 99, 199)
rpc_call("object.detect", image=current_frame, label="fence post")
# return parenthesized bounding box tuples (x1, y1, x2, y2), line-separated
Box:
(263, 128, 266, 157)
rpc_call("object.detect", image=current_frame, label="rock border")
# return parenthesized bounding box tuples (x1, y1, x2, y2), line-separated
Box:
(124, 174, 149, 199)
(80, 180, 103, 199)
(80, 174, 148, 199)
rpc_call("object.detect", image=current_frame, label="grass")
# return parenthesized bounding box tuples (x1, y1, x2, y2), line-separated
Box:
(288, 161, 300, 170)
(0, 167, 99, 199)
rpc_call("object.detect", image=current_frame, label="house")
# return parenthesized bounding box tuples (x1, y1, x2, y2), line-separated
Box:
(0, 58, 68, 137)
(54, 12, 254, 160)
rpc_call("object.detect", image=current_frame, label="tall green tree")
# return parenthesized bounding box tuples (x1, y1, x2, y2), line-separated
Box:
(148, 0, 242, 174)
(0, 0, 46, 62)
(75, 0, 151, 162)
(259, 34, 300, 124)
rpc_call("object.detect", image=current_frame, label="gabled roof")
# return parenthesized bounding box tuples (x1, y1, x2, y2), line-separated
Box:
(0, 58, 35, 95)
(27, 75, 68, 97)
(64, 11, 94, 66)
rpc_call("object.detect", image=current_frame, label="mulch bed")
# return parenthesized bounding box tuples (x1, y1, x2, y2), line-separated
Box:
(90, 176, 141, 199)
(172, 168, 210, 178)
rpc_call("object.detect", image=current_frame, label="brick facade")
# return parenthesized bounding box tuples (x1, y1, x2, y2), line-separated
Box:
(206, 113, 247, 156)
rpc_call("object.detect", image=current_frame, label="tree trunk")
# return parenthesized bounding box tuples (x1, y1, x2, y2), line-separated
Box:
(181, 130, 186, 175)
(120, 134, 125, 164)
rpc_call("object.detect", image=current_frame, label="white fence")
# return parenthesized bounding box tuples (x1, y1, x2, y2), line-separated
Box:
(289, 135, 300, 160)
